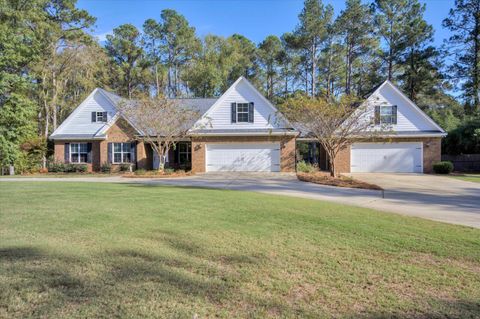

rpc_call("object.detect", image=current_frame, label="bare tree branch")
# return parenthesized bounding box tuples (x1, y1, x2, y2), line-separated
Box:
(117, 96, 201, 170)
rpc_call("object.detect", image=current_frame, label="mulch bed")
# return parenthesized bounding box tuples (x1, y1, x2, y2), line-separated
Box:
(297, 172, 383, 190)
(122, 171, 192, 178)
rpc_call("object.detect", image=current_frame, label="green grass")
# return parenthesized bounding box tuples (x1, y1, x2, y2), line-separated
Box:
(1, 182, 479, 318)
(450, 173, 480, 183)
(0, 173, 115, 178)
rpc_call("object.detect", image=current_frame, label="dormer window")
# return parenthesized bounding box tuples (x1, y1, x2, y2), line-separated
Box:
(231, 102, 254, 123)
(375, 105, 397, 125)
(92, 111, 107, 123)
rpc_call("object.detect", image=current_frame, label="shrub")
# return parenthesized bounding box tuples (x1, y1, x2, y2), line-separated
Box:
(433, 161, 454, 174)
(297, 161, 316, 173)
(135, 169, 147, 175)
(76, 164, 88, 173)
(64, 164, 77, 173)
(164, 168, 175, 175)
(48, 161, 65, 173)
(119, 163, 132, 172)
(100, 162, 111, 173)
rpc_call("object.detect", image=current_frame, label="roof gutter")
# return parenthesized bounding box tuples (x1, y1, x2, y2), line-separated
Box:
(297, 133, 447, 141)
(187, 131, 299, 137)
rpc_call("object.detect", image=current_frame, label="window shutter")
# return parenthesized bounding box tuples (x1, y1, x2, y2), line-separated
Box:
(248, 102, 254, 123)
(108, 143, 112, 163)
(91, 112, 96, 123)
(374, 105, 380, 125)
(87, 143, 92, 163)
(130, 142, 136, 163)
(103, 111, 108, 122)
(64, 143, 70, 163)
(231, 102, 237, 123)
(392, 105, 398, 124)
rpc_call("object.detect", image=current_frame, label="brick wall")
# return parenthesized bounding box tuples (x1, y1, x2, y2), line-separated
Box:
(191, 135, 296, 173)
(53, 119, 143, 172)
(333, 137, 442, 174)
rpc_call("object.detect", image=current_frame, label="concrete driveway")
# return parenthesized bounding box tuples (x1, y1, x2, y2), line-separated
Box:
(348, 173, 480, 228)
(2, 172, 479, 228)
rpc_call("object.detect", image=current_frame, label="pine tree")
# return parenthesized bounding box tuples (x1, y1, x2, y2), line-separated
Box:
(373, 0, 414, 81)
(157, 9, 200, 97)
(335, 0, 376, 95)
(105, 24, 148, 99)
(257, 35, 284, 99)
(295, 0, 333, 96)
(443, 0, 480, 113)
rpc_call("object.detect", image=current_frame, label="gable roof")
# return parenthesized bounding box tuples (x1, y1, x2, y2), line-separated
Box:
(50, 88, 119, 140)
(189, 76, 294, 132)
(370, 80, 446, 133)
(50, 88, 219, 140)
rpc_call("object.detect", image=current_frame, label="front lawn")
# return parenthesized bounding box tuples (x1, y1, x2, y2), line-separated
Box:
(450, 173, 480, 183)
(1, 182, 479, 318)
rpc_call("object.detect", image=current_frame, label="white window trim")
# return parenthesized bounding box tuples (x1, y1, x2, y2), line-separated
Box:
(96, 111, 106, 123)
(70, 143, 88, 163)
(236, 103, 250, 123)
(379, 105, 396, 125)
(112, 142, 132, 164)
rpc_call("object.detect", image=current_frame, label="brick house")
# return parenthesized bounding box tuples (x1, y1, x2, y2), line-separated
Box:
(50, 77, 445, 174)
(50, 77, 298, 173)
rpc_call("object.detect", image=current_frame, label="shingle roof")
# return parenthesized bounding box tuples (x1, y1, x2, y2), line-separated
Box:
(188, 128, 297, 135)
(97, 89, 217, 117)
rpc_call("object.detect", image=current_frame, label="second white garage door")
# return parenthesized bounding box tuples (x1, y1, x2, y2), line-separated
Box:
(206, 143, 281, 172)
(351, 142, 423, 173)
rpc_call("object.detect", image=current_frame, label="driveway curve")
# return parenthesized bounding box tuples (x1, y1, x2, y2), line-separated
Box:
(2, 172, 479, 228)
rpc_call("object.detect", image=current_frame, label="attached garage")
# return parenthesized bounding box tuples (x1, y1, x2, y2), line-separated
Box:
(350, 142, 423, 173)
(206, 143, 281, 172)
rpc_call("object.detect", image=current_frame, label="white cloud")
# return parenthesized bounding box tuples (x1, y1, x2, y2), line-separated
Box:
(95, 31, 112, 43)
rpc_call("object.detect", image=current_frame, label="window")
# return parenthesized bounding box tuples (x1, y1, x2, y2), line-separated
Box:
(178, 142, 191, 164)
(70, 143, 88, 163)
(112, 143, 131, 163)
(379, 105, 397, 125)
(236, 103, 249, 123)
(92, 111, 107, 123)
(96, 112, 106, 122)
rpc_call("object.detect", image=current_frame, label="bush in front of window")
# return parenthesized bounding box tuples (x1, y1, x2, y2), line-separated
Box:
(101, 162, 111, 173)
(76, 164, 88, 173)
(48, 161, 65, 173)
(297, 161, 316, 173)
(64, 164, 77, 173)
(119, 163, 132, 172)
(433, 161, 454, 174)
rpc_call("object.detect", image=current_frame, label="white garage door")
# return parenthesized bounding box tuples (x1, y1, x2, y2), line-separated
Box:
(206, 143, 281, 172)
(351, 142, 423, 173)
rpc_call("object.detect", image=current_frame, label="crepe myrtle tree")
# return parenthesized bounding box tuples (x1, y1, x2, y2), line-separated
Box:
(118, 96, 201, 171)
(280, 95, 381, 177)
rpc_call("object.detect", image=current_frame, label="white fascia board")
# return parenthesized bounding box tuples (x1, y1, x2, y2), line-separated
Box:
(188, 131, 299, 137)
(50, 88, 100, 137)
(383, 80, 446, 133)
(191, 76, 292, 130)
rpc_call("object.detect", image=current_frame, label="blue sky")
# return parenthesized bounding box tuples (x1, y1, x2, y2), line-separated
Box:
(78, 0, 454, 47)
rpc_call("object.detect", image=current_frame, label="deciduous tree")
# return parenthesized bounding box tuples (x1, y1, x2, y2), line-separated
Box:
(280, 95, 377, 177)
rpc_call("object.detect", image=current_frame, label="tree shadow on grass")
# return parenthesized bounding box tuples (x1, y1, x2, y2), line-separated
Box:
(345, 299, 480, 319)
(0, 237, 293, 317)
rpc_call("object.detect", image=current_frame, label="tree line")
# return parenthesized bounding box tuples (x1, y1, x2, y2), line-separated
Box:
(1, 0, 479, 173)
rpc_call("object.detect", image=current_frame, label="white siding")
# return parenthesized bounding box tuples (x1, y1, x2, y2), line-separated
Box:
(357, 81, 442, 133)
(54, 90, 117, 135)
(195, 79, 283, 130)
